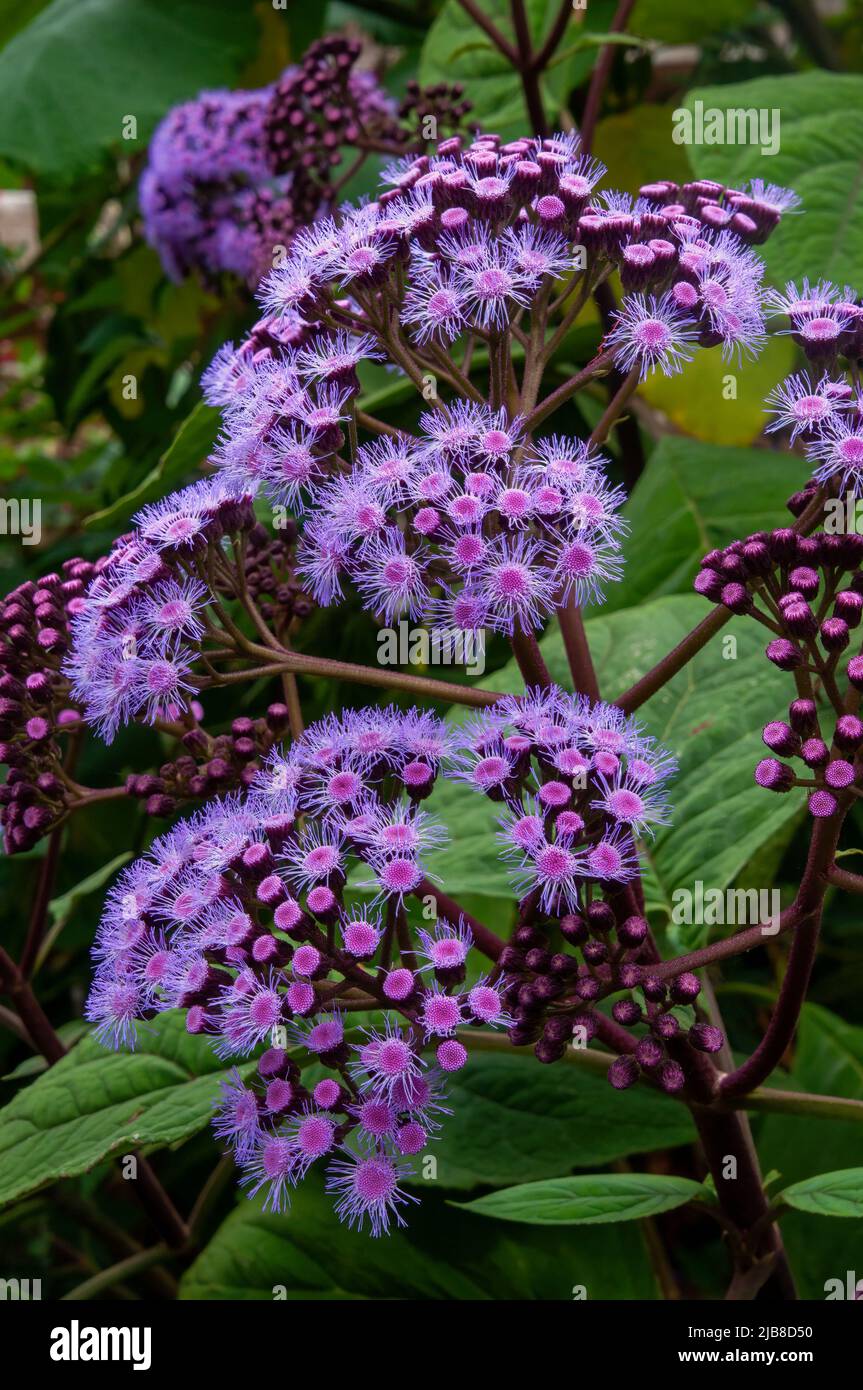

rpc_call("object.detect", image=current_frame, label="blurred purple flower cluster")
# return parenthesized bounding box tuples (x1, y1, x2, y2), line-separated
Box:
(139, 36, 468, 286)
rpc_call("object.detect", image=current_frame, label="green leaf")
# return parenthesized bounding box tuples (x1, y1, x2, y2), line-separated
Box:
(603, 436, 811, 612)
(0, 1010, 254, 1208)
(760, 1004, 863, 1296)
(780, 1169, 863, 1219)
(593, 105, 692, 200)
(419, 0, 614, 139)
(84, 399, 219, 530)
(47, 851, 132, 931)
(0, 0, 260, 176)
(456, 1173, 704, 1225)
(430, 593, 805, 938)
(180, 1179, 658, 1299)
(2, 1021, 89, 1082)
(683, 73, 863, 286)
(409, 1052, 695, 1189)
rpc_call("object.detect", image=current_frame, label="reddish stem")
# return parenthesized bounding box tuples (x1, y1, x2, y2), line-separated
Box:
(579, 0, 640, 152)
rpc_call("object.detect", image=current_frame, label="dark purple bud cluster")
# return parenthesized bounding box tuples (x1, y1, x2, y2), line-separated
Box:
(498, 903, 722, 1089)
(264, 37, 402, 183)
(397, 79, 472, 144)
(0, 558, 94, 852)
(236, 521, 313, 632)
(638, 177, 797, 246)
(141, 33, 470, 288)
(125, 703, 291, 819)
(608, 969, 724, 1095)
(695, 523, 863, 817)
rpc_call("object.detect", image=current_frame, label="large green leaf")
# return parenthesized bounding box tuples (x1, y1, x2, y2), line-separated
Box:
(604, 436, 810, 613)
(0, 1010, 253, 1208)
(0, 0, 260, 176)
(780, 1169, 863, 1220)
(456, 1173, 704, 1225)
(180, 1180, 657, 1299)
(684, 74, 863, 286)
(412, 1051, 695, 1189)
(429, 593, 805, 940)
(759, 1005, 863, 1297)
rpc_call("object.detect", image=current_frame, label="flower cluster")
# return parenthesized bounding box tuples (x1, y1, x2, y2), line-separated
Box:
(140, 84, 284, 283)
(0, 513, 315, 854)
(197, 132, 796, 638)
(299, 417, 627, 635)
(765, 371, 863, 504)
(695, 524, 863, 818)
(263, 36, 402, 180)
(766, 278, 863, 370)
(451, 687, 718, 1085)
(85, 705, 510, 1233)
(64, 477, 257, 742)
(453, 686, 675, 912)
(251, 132, 792, 374)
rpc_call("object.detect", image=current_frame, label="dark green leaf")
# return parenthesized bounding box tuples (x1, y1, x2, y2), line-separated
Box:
(760, 1005, 863, 1296)
(0, 1010, 254, 1208)
(456, 1172, 704, 1225)
(410, 1051, 695, 1189)
(604, 436, 810, 613)
(84, 399, 219, 530)
(0, 0, 260, 176)
(180, 1180, 658, 1299)
(781, 1168, 863, 1219)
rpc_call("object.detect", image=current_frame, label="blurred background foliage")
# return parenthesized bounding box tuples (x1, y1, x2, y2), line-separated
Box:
(0, 0, 862, 1300)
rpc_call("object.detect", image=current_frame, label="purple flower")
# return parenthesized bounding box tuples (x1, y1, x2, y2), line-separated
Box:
(806, 417, 863, 496)
(764, 371, 849, 443)
(326, 1150, 416, 1237)
(606, 291, 699, 379)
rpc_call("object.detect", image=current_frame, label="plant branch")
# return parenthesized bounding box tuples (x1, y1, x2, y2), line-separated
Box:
(454, 0, 519, 64)
(60, 1245, 171, 1301)
(826, 863, 863, 895)
(615, 607, 732, 713)
(510, 0, 548, 137)
(579, 0, 640, 152)
(557, 601, 601, 699)
(19, 827, 62, 978)
(0, 945, 189, 1249)
(720, 810, 846, 1099)
(510, 628, 552, 688)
